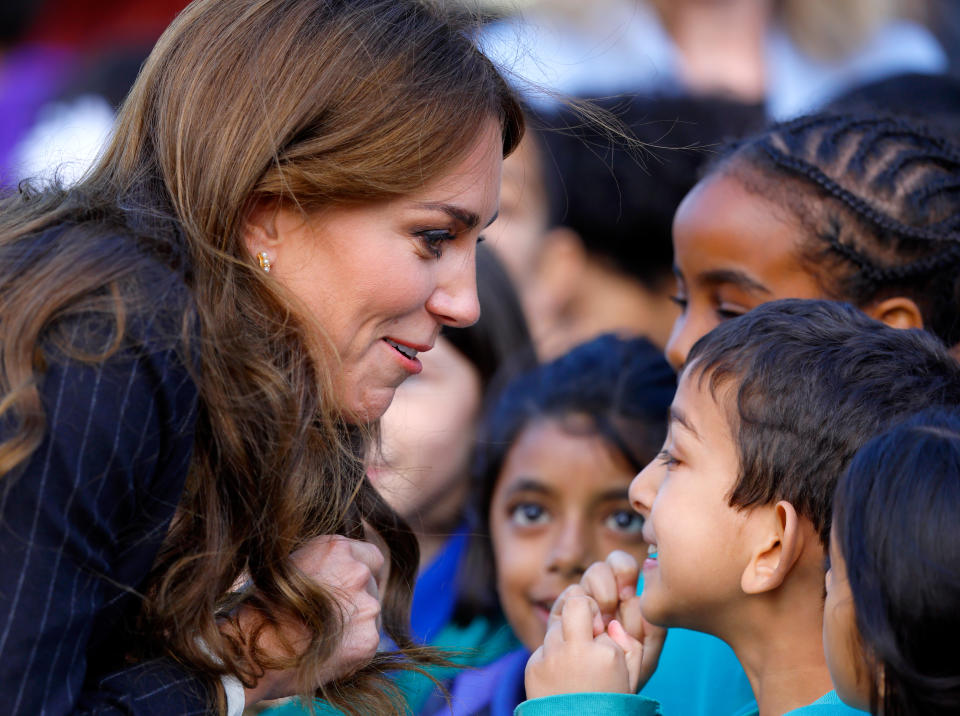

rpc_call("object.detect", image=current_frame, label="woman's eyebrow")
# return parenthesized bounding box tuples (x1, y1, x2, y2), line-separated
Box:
(699, 268, 771, 294)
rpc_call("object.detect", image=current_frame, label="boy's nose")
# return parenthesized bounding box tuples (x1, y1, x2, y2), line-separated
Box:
(630, 460, 663, 518)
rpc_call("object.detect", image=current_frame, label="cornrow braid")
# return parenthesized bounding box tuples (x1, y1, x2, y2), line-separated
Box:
(724, 111, 960, 346)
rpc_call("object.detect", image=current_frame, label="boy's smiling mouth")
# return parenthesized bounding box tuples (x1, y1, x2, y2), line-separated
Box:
(644, 542, 659, 570)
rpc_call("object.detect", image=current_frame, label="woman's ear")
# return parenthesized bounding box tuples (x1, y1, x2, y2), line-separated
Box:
(865, 296, 924, 331)
(741, 501, 805, 595)
(242, 199, 283, 257)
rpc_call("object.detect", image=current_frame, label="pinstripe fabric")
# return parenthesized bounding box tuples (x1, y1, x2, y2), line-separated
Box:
(0, 244, 208, 714)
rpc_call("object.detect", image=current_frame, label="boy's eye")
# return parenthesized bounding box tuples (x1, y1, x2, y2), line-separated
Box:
(509, 502, 549, 527)
(416, 229, 456, 258)
(657, 449, 679, 468)
(605, 509, 644, 534)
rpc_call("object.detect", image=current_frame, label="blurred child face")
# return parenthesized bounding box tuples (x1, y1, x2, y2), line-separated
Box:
(665, 170, 824, 371)
(490, 416, 647, 651)
(630, 368, 757, 632)
(369, 336, 482, 529)
(823, 527, 873, 711)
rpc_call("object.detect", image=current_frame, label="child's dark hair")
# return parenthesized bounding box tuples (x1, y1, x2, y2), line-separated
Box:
(833, 408, 960, 716)
(685, 298, 960, 545)
(453, 334, 675, 621)
(712, 112, 960, 346)
(540, 95, 765, 289)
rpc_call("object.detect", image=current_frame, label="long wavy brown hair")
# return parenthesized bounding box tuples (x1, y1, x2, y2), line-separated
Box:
(0, 0, 523, 711)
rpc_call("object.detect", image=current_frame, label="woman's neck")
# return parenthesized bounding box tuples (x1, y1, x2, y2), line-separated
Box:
(658, 0, 773, 101)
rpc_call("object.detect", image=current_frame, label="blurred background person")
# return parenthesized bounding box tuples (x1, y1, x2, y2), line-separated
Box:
(484, 96, 765, 359)
(480, 0, 947, 120)
(1, 0, 188, 185)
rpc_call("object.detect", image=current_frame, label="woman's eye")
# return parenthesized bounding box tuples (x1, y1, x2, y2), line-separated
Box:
(509, 502, 549, 527)
(605, 509, 644, 534)
(669, 294, 688, 312)
(417, 229, 455, 258)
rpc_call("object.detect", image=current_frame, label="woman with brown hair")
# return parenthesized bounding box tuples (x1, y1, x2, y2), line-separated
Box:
(0, 0, 523, 713)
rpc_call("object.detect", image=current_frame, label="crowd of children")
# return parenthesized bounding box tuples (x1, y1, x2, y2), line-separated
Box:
(251, 90, 960, 715)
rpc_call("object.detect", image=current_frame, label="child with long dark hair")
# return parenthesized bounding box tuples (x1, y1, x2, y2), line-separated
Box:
(827, 409, 960, 716)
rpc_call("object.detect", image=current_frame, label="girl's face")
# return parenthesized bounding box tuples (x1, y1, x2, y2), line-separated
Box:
(824, 527, 874, 711)
(368, 335, 482, 529)
(245, 119, 502, 421)
(489, 416, 647, 652)
(666, 170, 824, 371)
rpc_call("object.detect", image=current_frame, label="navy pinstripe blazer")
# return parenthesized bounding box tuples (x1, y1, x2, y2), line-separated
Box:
(0, 232, 212, 714)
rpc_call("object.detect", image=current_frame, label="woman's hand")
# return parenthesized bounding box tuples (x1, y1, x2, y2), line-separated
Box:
(231, 535, 385, 706)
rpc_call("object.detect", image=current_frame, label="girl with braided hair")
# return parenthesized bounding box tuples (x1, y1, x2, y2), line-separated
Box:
(665, 110, 960, 370)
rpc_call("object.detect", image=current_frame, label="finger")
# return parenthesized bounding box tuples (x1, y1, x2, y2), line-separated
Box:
(581, 562, 619, 623)
(561, 595, 601, 643)
(616, 595, 648, 642)
(549, 584, 587, 627)
(347, 538, 386, 576)
(607, 619, 644, 693)
(605, 550, 641, 602)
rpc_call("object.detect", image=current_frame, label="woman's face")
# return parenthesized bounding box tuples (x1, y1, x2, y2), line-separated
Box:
(368, 335, 482, 529)
(246, 120, 503, 421)
(665, 170, 825, 371)
(823, 527, 873, 711)
(489, 417, 647, 652)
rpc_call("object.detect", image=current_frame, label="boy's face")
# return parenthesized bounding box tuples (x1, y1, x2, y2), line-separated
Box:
(490, 416, 647, 652)
(665, 170, 824, 371)
(630, 368, 755, 632)
(823, 527, 873, 711)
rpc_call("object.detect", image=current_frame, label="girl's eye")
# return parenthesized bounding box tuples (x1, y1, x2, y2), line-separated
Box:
(716, 306, 746, 321)
(669, 294, 688, 312)
(605, 509, 644, 534)
(417, 229, 455, 258)
(657, 449, 679, 468)
(509, 502, 549, 527)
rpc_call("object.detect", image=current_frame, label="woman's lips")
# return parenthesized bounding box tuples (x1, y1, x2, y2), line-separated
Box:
(382, 337, 423, 374)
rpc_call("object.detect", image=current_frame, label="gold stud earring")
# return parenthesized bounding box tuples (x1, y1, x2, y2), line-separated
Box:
(256, 251, 272, 273)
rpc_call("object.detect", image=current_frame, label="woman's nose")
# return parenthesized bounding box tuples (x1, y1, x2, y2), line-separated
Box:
(426, 252, 481, 328)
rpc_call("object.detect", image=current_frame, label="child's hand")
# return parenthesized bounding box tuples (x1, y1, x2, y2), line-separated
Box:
(525, 593, 643, 698)
(550, 550, 667, 690)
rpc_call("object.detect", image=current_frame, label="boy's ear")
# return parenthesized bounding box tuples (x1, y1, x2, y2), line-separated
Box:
(865, 296, 924, 332)
(741, 501, 806, 595)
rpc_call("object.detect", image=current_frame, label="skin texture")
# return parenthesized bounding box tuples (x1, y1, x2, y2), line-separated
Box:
(824, 528, 873, 711)
(244, 119, 503, 422)
(489, 416, 647, 652)
(666, 169, 824, 371)
(369, 335, 482, 566)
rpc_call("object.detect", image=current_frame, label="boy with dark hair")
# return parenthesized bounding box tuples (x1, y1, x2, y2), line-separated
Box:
(521, 299, 960, 716)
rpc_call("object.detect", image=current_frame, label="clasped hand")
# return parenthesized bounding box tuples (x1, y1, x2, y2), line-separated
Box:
(524, 550, 666, 699)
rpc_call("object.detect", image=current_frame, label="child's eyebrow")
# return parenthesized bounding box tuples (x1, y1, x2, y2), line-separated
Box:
(669, 406, 701, 440)
(505, 478, 552, 497)
(698, 268, 770, 295)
